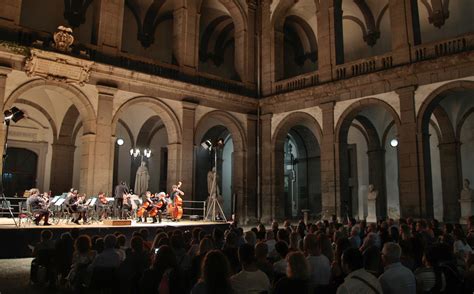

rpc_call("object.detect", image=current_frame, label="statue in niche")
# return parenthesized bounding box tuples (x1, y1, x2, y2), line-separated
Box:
(134, 161, 150, 196)
(460, 179, 474, 201)
(207, 167, 221, 198)
(366, 184, 378, 223)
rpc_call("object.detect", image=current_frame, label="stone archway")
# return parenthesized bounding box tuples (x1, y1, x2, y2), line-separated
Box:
(271, 112, 323, 221)
(194, 110, 247, 222)
(112, 96, 182, 192)
(416, 80, 474, 222)
(335, 98, 401, 220)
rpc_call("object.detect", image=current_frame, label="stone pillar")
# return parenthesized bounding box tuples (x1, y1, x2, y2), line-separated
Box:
(317, 0, 344, 82)
(234, 28, 247, 83)
(389, 0, 421, 64)
(93, 0, 125, 54)
(233, 149, 246, 223)
(260, 0, 273, 96)
(260, 113, 273, 223)
(245, 1, 257, 85)
(173, 1, 201, 74)
(320, 102, 337, 219)
(50, 143, 76, 194)
(245, 114, 258, 223)
(181, 101, 197, 198)
(92, 86, 115, 194)
(0, 0, 22, 25)
(367, 148, 387, 218)
(0, 66, 12, 175)
(167, 142, 182, 192)
(438, 141, 462, 222)
(397, 86, 425, 218)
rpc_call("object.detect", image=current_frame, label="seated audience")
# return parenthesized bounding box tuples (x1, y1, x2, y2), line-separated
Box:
(336, 248, 383, 294)
(255, 241, 274, 281)
(192, 250, 233, 294)
(379, 242, 416, 294)
(230, 243, 270, 293)
(274, 251, 311, 294)
(90, 234, 121, 269)
(304, 233, 331, 288)
(273, 241, 289, 277)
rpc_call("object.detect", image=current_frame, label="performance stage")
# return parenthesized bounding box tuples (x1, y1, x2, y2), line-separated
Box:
(0, 217, 230, 259)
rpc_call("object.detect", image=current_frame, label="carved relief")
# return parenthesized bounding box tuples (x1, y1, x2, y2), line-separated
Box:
(25, 49, 94, 86)
(53, 26, 74, 52)
(420, 0, 450, 28)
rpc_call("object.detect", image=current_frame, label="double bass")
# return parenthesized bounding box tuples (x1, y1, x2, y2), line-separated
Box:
(168, 181, 184, 220)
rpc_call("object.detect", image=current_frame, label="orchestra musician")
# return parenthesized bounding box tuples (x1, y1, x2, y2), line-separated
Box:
(114, 181, 129, 219)
(97, 192, 109, 221)
(137, 191, 156, 223)
(26, 188, 51, 226)
(66, 190, 88, 225)
(170, 182, 184, 204)
(168, 182, 184, 221)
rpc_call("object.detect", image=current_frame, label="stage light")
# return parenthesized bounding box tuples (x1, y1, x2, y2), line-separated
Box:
(116, 138, 124, 146)
(390, 138, 399, 147)
(201, 139, 212, 150)
(4, 107, 25, 123)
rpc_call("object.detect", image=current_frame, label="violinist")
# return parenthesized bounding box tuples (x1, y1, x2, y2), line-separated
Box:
(97, 192, 109, 221)
(26, 188, 51, 226)
(66, 191, 88, 225)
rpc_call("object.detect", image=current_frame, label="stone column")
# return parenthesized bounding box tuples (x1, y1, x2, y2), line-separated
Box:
(397, 86, 425, 218)
(233, 149, 246, 223)
(181, 101, 197, 198)
(93, 0, 125, 54)
(320, 102, 337, 219)
(50, 143, 76, 194)
(92, 85, 115, 194)
(173, 1, 201, 74)
(260, 113, 273, 223)
(0, 0, 22, 25)
(389, 0, 421, 64)
(0, 66, 12, 175)
(317, 0, 344, 82)
(245, 114, 258, 223)
(438, 141, 462, 222)
(245, 1, 257, 85)
(260, 0, 273, 96)
(167, 142, 182, 192)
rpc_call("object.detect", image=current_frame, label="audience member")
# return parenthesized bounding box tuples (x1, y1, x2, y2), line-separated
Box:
(274, 251, 311, 294)
(304, 233, 331, 288)
(379, 242, 416, 294)
(90, 234, 121, 269)
(192, 250, 233, 294)
(255, 241, 273, 281)
(230, 243, 270, 293)
(337, 248, 383, 294)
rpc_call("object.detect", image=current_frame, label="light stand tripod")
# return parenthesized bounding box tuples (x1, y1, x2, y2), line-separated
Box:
(1, 119, 18, 227)
(204, 142, 227, 222)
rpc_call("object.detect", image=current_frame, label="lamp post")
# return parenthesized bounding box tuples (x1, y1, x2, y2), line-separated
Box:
(129, 147, 152, 161)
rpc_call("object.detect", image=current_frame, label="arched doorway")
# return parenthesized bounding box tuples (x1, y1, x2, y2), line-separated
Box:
(417, 81, 474, 222)
(336, 99, 400, 221)
(273, 112, 322, 220)
(195, 126, 234, 217)
(3, 148, 38, 197)
(111, 97, 181, 195)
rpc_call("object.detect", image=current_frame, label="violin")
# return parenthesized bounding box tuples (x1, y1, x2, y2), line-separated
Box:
(99, 193, 108, 205)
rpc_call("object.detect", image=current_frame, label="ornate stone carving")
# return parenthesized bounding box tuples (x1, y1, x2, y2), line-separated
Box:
(53, 26, 74, 52)
(25, 49, 94, 86)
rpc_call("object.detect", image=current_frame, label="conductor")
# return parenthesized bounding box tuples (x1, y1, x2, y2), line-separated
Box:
(114, 181, 129, 218)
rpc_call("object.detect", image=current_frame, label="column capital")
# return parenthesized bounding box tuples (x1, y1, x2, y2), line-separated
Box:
(96, 84, 118, 97)
(182, 100, 198, 110)
(395, 85, 418, 95)
(0, 66, 12, 77)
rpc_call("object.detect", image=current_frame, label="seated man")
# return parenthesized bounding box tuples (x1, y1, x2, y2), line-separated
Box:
(27, 188, 51, 226)
(65, 190, 87, 224)
(379, 242, 416, 294)
(96, 192, 110, 220)
(231, 244, 271, 294)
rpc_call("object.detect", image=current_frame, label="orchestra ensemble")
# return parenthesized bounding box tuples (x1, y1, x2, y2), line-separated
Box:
(25, 181, 185, 226)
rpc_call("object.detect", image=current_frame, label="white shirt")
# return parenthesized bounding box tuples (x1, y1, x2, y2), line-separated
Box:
(337, 268, 383, 294)
(230, 269, 270, 294)
(307, 254, 331, 286)
(379, 262, 416, 294)
(91, 248, 121, 268)
(273, 259, 287, 275)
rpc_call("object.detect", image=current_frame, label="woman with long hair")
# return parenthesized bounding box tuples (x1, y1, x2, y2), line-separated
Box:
(192, 250, 233, 294)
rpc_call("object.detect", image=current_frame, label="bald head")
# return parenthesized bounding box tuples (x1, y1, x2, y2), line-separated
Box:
(382, 242, 401, 265)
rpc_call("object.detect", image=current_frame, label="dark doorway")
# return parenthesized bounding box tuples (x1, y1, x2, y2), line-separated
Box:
(3, 147, 38, 197)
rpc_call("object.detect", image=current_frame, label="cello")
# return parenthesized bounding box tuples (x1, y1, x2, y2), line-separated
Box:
(168, 181, 184, 220)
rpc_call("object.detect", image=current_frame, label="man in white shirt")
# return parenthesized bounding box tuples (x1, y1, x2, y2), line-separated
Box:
(231, 243, 271, 294)
(337, 247, 383, 294)
(379, 242, 416, 294)
(304, 233, 331, 287)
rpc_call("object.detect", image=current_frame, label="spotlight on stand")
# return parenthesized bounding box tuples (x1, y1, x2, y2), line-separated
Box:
(116, 138, 124, 146)
(1, 107, 26, 228)
(4, 107, 26, 123)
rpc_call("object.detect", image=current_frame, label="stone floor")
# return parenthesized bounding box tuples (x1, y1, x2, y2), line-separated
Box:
(0, 258, 35, 294)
